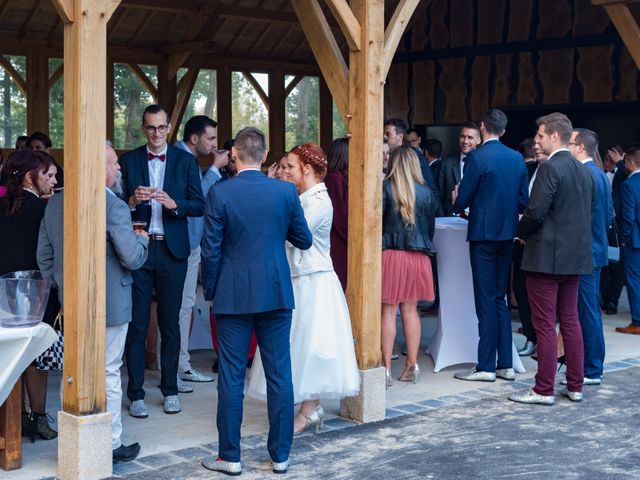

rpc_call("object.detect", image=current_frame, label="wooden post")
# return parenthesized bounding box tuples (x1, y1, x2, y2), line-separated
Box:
(217, 65, 233, 145)
(60, 0, 116, 417)
(268, 68, 285, 163)
(158, 56, 178, 115)
(346, 0, 385, 371)
(0, 380, 22, 471)
(26, 49, 49, 134)
(319, 77, 333, 154)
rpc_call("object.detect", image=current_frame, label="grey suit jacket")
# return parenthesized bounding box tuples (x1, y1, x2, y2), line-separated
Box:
(518, 150, 594, 275)
(37, 190, 149, 326)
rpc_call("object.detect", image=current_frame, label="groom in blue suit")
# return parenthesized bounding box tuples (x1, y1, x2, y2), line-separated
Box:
(201, 127, 312, 476)
(452, 109, 529, 382)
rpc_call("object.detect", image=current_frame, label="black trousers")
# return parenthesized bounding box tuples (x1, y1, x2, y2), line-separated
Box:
(512, 241, 536, 344)
(126, 239, 187, 400)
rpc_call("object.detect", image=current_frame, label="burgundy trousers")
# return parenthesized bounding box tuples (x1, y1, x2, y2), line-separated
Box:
(526, 272, 584, 396)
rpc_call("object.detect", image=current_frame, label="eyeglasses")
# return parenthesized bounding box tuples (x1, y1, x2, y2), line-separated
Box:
(144, 124, 168, 134)
(568, 142, 581, 146)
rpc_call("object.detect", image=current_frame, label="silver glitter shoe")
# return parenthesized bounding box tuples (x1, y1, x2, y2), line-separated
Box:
(496, 368, 515, 381)
(272, 459, 290, 474)
(163, 395, 181, 414)
(560, 387, 583, 402)
(517, 340, 536, 357)
(202, 457, 241, 476)
(560, 376, 601, 386)
(179, 369, 215, 382)
(177, 375, 194, 393)
(508, 389, 555, 405)
(294, 405, 325, 434)
(453, 369, 496, 382)
(128, 400, 149, 418)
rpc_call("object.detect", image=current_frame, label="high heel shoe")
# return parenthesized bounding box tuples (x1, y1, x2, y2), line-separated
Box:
(22, 412, 57, 442)
(557, 355, 566, 373)
(294, 406, 325, 434)
(397, 364, 419, 384)
(385, 368, 393, 389)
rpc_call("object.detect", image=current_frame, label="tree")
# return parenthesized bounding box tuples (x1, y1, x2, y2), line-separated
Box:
(0, 56, 27, 148)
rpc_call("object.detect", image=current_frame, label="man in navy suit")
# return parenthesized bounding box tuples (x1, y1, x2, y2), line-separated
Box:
(452, 109, 529, 382)
(120, 105, 205, 417)
(617, 147, 640, 335)
(567, 128, 614, 385)
(200, 127, 312, 476)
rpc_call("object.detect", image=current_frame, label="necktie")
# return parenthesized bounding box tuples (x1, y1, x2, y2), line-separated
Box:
(147, 152, 166, 161)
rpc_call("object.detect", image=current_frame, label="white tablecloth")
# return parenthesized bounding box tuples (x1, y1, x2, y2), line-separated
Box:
(427, 217, 525, 373)
(0, 323, 57, 405)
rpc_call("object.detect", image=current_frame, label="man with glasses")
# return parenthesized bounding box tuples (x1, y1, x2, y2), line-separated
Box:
(120, 104, 205, 417)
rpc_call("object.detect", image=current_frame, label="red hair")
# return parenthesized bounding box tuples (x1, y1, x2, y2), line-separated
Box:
(290, 143, 327, 181)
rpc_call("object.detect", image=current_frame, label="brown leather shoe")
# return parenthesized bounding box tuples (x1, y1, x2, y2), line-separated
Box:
(615, 323, 640, 335)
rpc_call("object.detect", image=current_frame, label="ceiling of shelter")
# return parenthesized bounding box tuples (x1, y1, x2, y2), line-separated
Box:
(0, 0, 362, 68)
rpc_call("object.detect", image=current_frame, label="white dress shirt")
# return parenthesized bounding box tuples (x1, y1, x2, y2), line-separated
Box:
(147, 146, 167, 235)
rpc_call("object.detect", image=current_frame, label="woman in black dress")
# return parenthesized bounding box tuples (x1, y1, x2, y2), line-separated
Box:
(0, 149, 59, 441)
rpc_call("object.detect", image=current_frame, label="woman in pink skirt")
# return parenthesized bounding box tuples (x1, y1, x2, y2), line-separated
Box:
(382, 146, 438, 387)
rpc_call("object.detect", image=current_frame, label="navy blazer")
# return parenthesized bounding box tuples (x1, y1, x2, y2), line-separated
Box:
(119, 144, 205, 260)
(201, 170, 312, 315)
(620, 172, 640, 249)
(453, 139, 529, 241)
(584, 161, 614, 268)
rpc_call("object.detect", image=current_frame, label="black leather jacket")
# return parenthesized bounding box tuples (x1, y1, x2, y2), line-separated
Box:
(382, 180, 437, 255)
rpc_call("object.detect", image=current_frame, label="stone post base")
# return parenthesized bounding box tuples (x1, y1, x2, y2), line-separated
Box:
(340, 367, 386, 423)
(58, 411, 112, 480)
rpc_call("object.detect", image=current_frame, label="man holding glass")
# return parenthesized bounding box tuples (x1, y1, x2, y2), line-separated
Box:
(120, 104, 205, 417)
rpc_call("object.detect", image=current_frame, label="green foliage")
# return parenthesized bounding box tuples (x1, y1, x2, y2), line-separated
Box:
(0, 56, 27, 148)
(232, 72, 269, 146)
(49, 58, 64, 148)
(285, 76, 319, 151)
(176, 69, 217, 142)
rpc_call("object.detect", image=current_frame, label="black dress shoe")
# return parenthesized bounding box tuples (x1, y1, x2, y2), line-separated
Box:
(113, 443, 141, 463)
(212, 359, 218, 373)
(605, 303, 618, 315)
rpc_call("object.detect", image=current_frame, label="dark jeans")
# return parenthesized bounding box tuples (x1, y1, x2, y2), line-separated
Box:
(469, 240, 513, 372)
(216, 310, 294, 463)
(126, 239, 187, 400)
(527, 273, 584, 396)
(512, 241, 536, 344)
(623, 246, 640, 326)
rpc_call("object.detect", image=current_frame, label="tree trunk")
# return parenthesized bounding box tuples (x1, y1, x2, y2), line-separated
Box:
(204, 70, 216, 117)
(3, 71, 11, 147)
(295, 78, 311, 141)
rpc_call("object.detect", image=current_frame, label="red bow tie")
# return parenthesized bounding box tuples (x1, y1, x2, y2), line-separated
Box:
(147, 152, 166, 161)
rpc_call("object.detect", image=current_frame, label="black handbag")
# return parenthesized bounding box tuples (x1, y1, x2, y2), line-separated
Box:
(35, 312, 64, 372)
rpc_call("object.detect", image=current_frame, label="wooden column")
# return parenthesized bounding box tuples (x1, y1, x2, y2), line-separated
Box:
(59, 0, 118, 417)
(26, 49, 49, 134)
(319, 77, 333, 152)
(268, 68, 285, 162)
(346, 0, 385, 370)
(0, 380, 22, 471)
(158, 56, 178, 117)
(217, 65, 232, 145)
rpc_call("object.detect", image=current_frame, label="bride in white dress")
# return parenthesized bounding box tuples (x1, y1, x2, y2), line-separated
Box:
(248, 142, 360, 433)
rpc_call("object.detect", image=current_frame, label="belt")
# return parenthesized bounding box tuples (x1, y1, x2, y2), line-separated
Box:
(149, 234, 165, 241)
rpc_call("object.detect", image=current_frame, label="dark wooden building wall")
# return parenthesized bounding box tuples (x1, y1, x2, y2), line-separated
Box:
(385, 0, 640, 149)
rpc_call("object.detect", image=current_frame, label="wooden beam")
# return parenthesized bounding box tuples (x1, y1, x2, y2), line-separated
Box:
(0, 0, 13, 19)
(600, 2, 640, 68)
(51, 0, 75, 24)
(127, 11, 154, 46)
(160, 40, 215, 55)
(284, 74, 304, 98)
(592, 0, 640, 4)
(107, 57, 115, 142)
(325, 0, 362, 51)
(19, 2, 41, 39)
(127, 63, 158, 101)
(346, 0, 385, 371)
(383, 0, 421, 77)
(217, 5, 299, 24)
(216, 65, 232, 143)
(318, 76, 333, 153)
(157, 57, 177, 120)
(243, 23, 272, 57)
(121, 0, 201, 12)
(291, 0, 349, 123)
(268, 68, 285, 162)
(168, 61, 200, 143)
(62, 0, 108, 417)
(242, 72, 269, 108)
(0, 55, 26, 95)
(0, 379, 22, 470)
(26, 50, 49, 134)
(49, 64, 64, 90)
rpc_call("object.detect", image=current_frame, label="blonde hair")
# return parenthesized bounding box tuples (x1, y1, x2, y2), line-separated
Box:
(385, 146, 424, 226)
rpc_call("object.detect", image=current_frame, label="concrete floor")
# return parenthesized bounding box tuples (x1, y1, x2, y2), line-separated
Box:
(3, 295, 639, 480)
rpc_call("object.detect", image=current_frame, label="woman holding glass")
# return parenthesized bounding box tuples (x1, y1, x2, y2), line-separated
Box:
(0, 149, 59, 441)
(248, 143, 360, 434)
(381, 146, 438, 387)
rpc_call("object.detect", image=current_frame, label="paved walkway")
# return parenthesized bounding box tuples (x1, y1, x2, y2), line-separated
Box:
(100, 363, 640, 479)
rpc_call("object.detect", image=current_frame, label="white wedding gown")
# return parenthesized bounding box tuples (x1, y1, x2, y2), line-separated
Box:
(248, 182, 360, 403)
